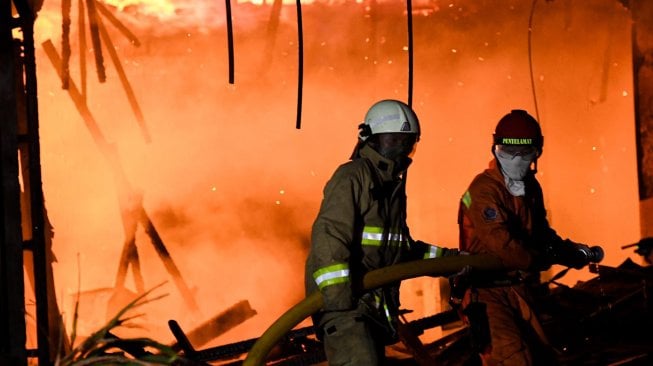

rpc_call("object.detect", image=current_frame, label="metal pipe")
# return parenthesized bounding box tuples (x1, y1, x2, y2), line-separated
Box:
(243, 254, 504, 366)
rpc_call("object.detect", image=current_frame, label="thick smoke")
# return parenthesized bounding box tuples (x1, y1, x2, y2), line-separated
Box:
(31, 0, 640, 346)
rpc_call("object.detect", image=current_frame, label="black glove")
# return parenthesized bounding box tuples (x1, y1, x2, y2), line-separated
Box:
(442, 247, 462, 257)
(448, 265, 473, 308)
(634, 237, 653, 257)
(528, 248, 553, 272)
(547, 240, 604, 269)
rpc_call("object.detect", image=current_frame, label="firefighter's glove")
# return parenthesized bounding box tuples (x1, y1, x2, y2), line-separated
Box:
(418, 241, 465, 258)
(528, 248, 553, 272)
(442, 248, 463, 257)
(634, 237, 653, 257)
(448, 266, 473, 309)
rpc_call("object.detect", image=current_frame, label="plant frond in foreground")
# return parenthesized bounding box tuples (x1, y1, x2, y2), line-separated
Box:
(56, 282, 190, 366)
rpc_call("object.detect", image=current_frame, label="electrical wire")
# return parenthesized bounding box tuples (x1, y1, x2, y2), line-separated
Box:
(225, 0, 234, 84)
(528, 0, 540, 122)
(407, 0, 414, 108)
(295, 0, 304, 129)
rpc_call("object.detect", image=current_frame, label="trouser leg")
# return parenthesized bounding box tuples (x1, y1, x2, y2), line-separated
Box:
(477, 288, 533, 366)
(321, 312, 385, 366)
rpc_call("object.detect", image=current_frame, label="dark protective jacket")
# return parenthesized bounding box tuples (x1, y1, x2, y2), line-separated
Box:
(305, 143, 432, 327)
(458, 159, 565, 272)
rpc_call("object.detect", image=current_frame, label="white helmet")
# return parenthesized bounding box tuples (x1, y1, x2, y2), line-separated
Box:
(358, 99, 421, 141)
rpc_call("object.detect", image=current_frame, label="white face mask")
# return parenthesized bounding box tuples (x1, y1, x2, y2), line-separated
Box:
(495, 150, 535, 196)
(495, 145, 536, 181)
(496, 154, 533, 181)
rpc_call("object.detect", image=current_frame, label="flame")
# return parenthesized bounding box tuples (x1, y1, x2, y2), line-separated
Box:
(29, 0, 641, 352)
(104, 0, 176, 18)
(101, 0, 322, 20)
(244, 0, 316, 5)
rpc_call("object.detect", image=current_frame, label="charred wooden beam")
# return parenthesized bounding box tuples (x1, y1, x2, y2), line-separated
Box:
(0, 10, 27, 366)
(114, 191, 145, 293)
(61, 0, 72, 89)
(17, 7, 54, 363)
(182, 325, 315, 363)
(85, 0, 106, 82)
(78, 0, 87, 99)
(95, 1, 141, 47)
(179, 309, 459, 364)
(16, 34, 72, 363)
(170, 300, 257, 350)
(42, 39, 200, 313)
(264, 0, 282, 58)
(96, 15, 150, 142)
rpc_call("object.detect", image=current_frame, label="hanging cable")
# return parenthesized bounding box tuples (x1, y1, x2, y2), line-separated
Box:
(406, 0, 414, 108)
(295, 0, 304, 129)
(527, 0, 540, 121)
(225, 0, 234, 84)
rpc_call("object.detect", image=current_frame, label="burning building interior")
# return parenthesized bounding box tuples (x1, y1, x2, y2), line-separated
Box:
(2, 0, 653, 365)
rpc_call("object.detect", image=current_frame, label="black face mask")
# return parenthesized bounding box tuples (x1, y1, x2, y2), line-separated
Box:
(392, 155, 412, 176)
(377, 145, 409, 161)
(371, 133, 416, 161)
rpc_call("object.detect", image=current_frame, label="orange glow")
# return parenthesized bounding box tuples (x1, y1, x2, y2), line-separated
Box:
(104, 0, 176, 18)
(243, 0, 315, 5)
(31, 0, 640, 351)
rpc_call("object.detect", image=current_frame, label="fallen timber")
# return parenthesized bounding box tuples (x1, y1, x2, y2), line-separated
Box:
(167, 255, 653, 365)
(170, 308, 463, 365)
(164, 255, 503, 365)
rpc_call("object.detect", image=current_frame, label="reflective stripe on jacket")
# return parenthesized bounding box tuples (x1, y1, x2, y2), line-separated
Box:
(305, 143, 428, 315)
(457, 159, 562, 271)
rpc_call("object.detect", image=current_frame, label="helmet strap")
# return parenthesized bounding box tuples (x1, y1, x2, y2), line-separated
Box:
(358, 123, 372, 140)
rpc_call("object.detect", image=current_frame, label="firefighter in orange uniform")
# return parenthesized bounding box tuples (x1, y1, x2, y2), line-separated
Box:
(457, 109, 603, 366)
(305, 99, 459, 365)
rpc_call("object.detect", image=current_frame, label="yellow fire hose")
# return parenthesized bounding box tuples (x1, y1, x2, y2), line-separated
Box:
(243, 254, 504, 366)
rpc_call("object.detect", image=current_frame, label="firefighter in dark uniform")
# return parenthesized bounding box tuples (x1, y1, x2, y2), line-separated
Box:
(457, 110, 603, 366)
(305, 99, 458, 365)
